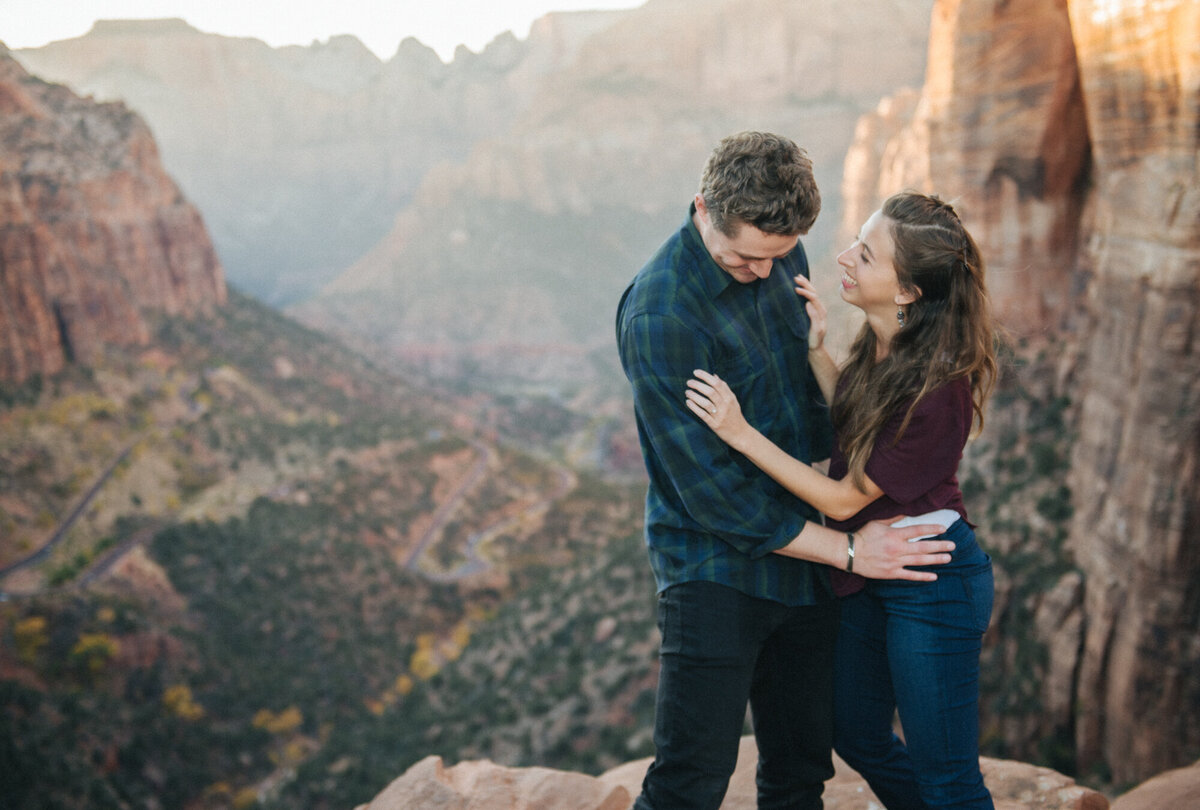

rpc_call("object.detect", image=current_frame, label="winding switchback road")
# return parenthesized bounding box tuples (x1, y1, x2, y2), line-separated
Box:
(0, 445, 134, 583)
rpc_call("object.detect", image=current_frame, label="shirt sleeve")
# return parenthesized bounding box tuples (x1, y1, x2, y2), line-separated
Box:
(619, 309, 808, 558)
(864, 380, 971, 505)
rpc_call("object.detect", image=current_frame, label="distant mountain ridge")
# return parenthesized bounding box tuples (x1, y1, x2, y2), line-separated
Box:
(291, 0, 937, 391)
(13, 11, 632, 305)
(12, 0, 936, 386)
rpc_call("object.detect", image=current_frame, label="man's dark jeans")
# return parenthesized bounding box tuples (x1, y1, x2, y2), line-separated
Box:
(634, 580, 838, 810)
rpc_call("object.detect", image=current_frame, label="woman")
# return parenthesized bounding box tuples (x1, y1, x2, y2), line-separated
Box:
(685, 190, 999, 809)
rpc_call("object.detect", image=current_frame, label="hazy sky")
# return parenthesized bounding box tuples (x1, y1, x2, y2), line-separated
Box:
(0, 0, 641, 62)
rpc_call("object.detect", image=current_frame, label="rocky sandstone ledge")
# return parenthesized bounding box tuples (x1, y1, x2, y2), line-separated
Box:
(353, 735, 1200, 809)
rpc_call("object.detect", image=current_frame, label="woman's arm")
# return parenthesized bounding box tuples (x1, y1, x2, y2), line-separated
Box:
(794, 275, 838, 404)
(685, 370, 883, 521)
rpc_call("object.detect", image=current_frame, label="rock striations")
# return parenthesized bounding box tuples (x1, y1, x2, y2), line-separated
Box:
(1063, 0, 1200, 785)
(0, 46, 225, 384)
(838, 0, 1200, 786)
(838, 0, 1091, 336)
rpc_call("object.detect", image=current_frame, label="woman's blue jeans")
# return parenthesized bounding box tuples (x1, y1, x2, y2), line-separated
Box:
(833, 519, 995, 809)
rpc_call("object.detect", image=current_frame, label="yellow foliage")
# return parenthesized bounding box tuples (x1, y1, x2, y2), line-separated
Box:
(451, 622, 472, 648)
(14, 616, 48, 662)
(204, 782, 233, 798)
(71, 632, 118, 672)
(415, 632, 436, 651)
(48, 393, 117, 425)
(274, 706, 304, 733)
(409, 647, 439, 681)
(96, 607, 116, 624)
(252, 705, 303, 734)
(283, 739, 308, 765)
(233, 786, 260, 809)
(394, 674, 415, 696)
(15, 615, 48, 637)
(163, 684, 205, 720)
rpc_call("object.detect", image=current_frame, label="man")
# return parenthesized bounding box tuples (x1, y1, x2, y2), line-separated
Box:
(616, 131, 953, 809)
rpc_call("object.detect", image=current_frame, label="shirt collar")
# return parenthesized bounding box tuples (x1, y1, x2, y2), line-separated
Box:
(682, 202, 746, 299)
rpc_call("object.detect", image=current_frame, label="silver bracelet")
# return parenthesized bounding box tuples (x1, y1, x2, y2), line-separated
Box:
(845, 532, 856, 573)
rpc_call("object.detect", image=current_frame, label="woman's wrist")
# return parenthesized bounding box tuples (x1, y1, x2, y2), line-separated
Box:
(727, 426, 754, 455)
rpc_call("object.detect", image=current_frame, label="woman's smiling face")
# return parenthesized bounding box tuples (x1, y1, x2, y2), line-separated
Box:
(836, 209, 907, 316)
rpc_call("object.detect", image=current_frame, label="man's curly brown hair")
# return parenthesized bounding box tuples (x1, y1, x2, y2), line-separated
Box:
(698, 131, 821, 237)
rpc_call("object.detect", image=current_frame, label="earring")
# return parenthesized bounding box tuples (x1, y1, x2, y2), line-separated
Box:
(897, 307, 906, 327)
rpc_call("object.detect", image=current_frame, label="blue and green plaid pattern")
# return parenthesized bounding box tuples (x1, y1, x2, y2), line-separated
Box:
(616, 208, 834, 606)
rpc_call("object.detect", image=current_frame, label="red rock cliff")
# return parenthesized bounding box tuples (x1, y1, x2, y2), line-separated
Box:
(1064, 0, 1200, 784)
(839, 0, 1200, 785)
(840, 0, 1091, 336)
(0, 46, 225, 383)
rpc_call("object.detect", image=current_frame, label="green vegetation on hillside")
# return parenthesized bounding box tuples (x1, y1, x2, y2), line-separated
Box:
(1, 297, 1106, 809)
(0, 292, 654, 809)
(961, 347, 1080, 775)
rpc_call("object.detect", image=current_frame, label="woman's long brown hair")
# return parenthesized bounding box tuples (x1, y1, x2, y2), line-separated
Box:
(832, 191, 999, 490)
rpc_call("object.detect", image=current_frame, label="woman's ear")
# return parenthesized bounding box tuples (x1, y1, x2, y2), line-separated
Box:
(895, 286, 921, 306)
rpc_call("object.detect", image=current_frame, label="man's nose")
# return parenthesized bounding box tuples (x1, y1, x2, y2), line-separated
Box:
(748, 259, 773, 278)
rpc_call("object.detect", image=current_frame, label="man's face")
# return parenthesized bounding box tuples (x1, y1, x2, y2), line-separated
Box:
(695, 195, 799, 284)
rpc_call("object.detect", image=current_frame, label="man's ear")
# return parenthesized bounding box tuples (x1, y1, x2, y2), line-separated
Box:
(895, 286, 922, 306)
(694, 193, 709, 220)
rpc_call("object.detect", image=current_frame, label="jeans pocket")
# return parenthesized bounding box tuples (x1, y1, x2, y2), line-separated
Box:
(657, 588, 681, 655)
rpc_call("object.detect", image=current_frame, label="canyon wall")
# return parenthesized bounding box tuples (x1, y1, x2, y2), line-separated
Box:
(839, 0, 1199, 784)
(0, 48, 225, 384)
(7, 0, 1196, 786)
(840, 0, 1091, 336)
(1064, 0, 1200, 784)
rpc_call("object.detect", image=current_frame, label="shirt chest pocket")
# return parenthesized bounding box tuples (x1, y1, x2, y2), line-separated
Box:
(710, 293, 811, 430)
(777, 291, 811, 351)
(710, 323, 769, 420)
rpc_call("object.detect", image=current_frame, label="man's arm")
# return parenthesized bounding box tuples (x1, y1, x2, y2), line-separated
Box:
(619, 310, 809, 557)
(775, 518, 954, 582)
